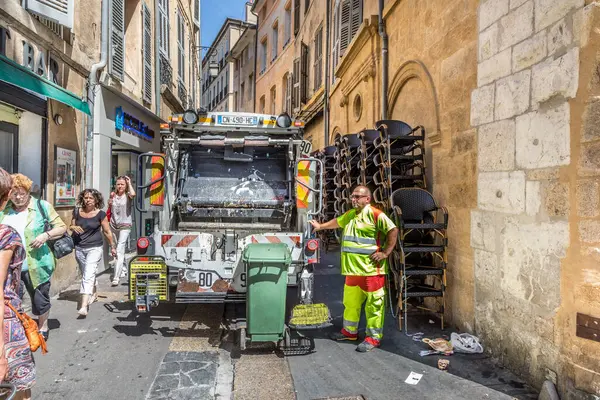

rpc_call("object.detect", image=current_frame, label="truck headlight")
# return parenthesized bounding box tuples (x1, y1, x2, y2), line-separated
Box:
(182, 109, 198, 124)
(276, 112, 292, 128)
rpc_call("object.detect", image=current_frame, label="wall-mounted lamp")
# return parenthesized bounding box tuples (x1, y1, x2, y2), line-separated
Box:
(53, 114, 63, 125)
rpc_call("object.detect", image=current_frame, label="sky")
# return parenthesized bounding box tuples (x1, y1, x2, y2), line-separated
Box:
(201, 0, 251, 50)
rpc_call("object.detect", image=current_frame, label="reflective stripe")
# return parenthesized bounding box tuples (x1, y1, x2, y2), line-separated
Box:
(343, 319, 359, 328)
(343, 235, 377, 245)
(366, 327, 383, 337)
(341, 246, 375, 255)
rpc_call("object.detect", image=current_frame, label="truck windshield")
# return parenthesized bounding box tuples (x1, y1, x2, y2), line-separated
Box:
(180, 147, 289, 208)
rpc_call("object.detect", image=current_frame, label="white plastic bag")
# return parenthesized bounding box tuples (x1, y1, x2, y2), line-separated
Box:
(450, 332, 484, 354)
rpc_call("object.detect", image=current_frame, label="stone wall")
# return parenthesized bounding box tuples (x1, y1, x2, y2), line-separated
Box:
(471, 0, 600, 395)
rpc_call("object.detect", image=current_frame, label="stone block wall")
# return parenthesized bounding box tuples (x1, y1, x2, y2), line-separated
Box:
(471, 0, 600, 395)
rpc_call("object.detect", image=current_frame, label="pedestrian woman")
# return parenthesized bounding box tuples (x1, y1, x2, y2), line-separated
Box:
(108, 176, 135, 286)
(0, 168, 36, 399)
(0, 174, 67, 341)
(70, 189, 116, 317)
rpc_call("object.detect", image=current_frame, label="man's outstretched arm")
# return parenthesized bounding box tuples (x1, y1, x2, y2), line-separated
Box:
(310, 218, 341, 232)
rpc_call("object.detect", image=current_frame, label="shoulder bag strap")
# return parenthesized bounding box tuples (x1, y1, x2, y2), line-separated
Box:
(4, 300, 26, 323)
(37, 198, 49, 223)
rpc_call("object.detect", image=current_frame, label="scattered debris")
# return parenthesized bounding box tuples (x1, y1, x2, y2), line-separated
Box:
(450, 332, 484, 354)
(77, 329, 87, 334)
(411, 332, 425, 342)
(438, 359, 450, 371)
(404, 372, 423, 385)
(428, 320, 435, 324)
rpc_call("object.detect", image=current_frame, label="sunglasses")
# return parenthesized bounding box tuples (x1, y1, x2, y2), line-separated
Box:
(351, 194, 368, 199)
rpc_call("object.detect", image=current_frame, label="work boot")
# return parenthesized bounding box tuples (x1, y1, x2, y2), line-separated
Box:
(356, 337, 380, 352)
(329, 329, 358, 341)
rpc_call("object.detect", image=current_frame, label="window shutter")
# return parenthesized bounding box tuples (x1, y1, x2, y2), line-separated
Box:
(350, 0, 362, 41)
(142, 3, 152, 103)
(26, 0, 74, 29)
(109, 0, 125, 81)
(332, 8, 339, 80)
(292, 58, 300, 111)
(339, 0, 351, 56)
(159, 0, 170, 57)
(300, 43, 309, 103)
(286, 73, 292, 113)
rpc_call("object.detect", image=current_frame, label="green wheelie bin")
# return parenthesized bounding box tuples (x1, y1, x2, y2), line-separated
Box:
(241, 243, 291, 350)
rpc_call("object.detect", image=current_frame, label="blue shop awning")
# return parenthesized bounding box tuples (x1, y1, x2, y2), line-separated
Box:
(0, 55, 90, 115)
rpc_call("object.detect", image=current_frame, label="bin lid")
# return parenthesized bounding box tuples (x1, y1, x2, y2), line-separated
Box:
(243, 243, 292, 264)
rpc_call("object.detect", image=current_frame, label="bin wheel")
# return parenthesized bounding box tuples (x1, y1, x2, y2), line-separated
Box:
(239, 328, 246, 351)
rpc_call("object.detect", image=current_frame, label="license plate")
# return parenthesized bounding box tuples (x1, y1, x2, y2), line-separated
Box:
(218, 115, 257, 125)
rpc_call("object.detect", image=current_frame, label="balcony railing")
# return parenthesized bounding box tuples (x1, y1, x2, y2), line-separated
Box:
(178, 80, 188, 108)
(160, 54, 172, 87)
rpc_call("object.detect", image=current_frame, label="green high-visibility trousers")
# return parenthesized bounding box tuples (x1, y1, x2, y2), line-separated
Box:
(342, 275, 385, 341)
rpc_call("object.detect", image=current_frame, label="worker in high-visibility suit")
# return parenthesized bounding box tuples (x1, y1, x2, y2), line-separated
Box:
(310, 185, 398, 352)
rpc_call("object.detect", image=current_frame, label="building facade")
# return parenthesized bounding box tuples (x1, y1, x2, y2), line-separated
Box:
(252, 0, 326, 143)
(252, 0, 600, 397)
(201, 18, 252, 112)
(0, 0, 200, 286)
(90, 0, 200, 266)
(228, 4, 257, 113)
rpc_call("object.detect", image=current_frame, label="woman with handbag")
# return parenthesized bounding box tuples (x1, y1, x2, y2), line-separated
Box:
(0, 174, 66, 342)
(108, 176, 135, 286)
(0, 168, 36, 399)
(70, 189, 116, 317)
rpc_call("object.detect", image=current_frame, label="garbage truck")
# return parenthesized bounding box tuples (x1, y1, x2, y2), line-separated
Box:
(130, 109, 330, 350)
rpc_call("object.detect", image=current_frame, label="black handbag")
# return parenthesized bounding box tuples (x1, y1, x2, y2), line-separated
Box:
(37, 199, 74, 259)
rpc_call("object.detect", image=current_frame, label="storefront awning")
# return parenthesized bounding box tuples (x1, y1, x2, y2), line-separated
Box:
(0, 55, 90, 115)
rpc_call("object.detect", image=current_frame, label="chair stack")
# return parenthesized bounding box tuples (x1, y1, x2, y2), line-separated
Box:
(333, 136, 350, 215)
(372, 120, 426, 214)
(341, 134, 362, 192)
(318, 145, 339, 248)
(358, 129, 385, 210)
(390, 188, 448, 333)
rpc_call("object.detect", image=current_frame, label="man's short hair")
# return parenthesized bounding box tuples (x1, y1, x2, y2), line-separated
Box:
(353, 185, 372, 197)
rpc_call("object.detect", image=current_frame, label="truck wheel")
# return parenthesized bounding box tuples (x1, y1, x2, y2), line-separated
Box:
(239, 328, 246, 351)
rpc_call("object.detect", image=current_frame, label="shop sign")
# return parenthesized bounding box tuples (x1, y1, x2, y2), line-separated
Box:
(115, 107, 155, 142)
(54, 146, 77, 207)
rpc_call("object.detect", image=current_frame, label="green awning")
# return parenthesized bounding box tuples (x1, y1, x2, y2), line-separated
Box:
(0, 55, 90, 115)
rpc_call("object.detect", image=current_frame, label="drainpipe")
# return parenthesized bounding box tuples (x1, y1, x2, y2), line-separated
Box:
(85, 0, 109, 188)
(378, 0, 388, 120)
(155, 0, 161, 117)
(324, 0, 331, 147)
(251, 8, 259, 112)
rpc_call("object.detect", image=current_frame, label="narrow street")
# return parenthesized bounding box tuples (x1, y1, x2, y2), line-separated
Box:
(32, 250, 538, 400)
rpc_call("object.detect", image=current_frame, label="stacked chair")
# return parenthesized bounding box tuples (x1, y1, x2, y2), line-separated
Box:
(313, 120, 449, 334)
(390, 188, 448, 334)
(317, 146, 339, 250)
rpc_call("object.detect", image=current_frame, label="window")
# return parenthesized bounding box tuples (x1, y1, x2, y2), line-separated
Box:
(284, 4, 292, 45)
(270, 86, 276, 114)
(241, 48, 246, 67)
(109, 0, 125, 81)
(142, 3, 152, 103)
(313, 26, 323, 91)
(271, 21, 278, 61)
(259, 95, 266, 113)
(292, 58, 300, 110)
(248, 73, 254, 101)
(282, 72, 291, 113)
(177, 8, 185, 81)
(260, 38, 267, 73)
(294, 0, 300, 36)
(159, 0, 170, 57)
(0, 122, 18, 173)
(241, 82, 245, 105)
(305, 0, 310, 14)
(334, 0, 362, 59)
